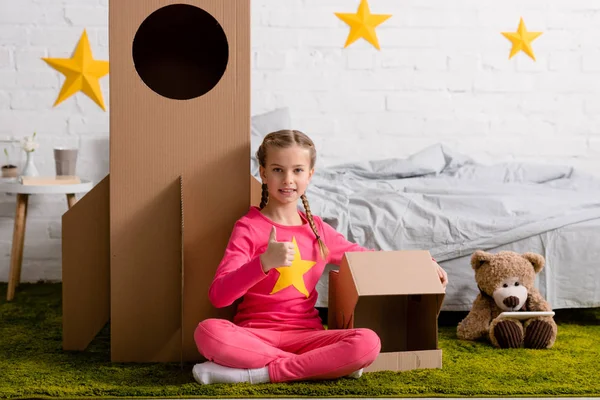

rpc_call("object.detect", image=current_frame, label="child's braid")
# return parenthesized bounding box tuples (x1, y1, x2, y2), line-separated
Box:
(259, 184, 269, 209)
(301, 194, 329, 260)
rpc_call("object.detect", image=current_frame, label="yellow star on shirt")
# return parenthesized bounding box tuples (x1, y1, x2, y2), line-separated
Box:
(501, 18, 543, 61)
(42, 29, 110, 110)
(335, 0, 392, 50)
(270, 237, 317, 298)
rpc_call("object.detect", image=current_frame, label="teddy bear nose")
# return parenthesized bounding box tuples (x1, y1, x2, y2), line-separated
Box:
(503, 296, 520, 308)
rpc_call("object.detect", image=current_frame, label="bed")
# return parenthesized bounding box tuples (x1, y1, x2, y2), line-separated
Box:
(250, 108, 600, 311)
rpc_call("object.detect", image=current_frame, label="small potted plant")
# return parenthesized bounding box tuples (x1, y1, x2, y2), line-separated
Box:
(1, 148, 18, 178)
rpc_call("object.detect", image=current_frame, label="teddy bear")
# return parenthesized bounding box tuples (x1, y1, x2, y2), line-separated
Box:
(456, 250, 557, 349)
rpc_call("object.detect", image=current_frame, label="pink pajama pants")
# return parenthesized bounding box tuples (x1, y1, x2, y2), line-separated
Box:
(194, 318, 381, 383)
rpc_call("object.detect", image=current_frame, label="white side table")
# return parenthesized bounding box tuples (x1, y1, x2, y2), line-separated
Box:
(0, 179, 94, 301)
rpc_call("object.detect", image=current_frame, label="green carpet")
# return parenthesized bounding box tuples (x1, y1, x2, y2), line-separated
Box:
(1, 283, 599, 399)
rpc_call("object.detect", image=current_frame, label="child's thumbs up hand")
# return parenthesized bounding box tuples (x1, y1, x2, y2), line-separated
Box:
(260, 226, 296, 273)
(269, 226, 278, 243)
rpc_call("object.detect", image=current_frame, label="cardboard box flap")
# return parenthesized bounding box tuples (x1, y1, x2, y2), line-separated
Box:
(62, 175, 110, 351)
(345, 250, 444, 297)
(333, 263, 359, 330)
(365, 349, 442, 372)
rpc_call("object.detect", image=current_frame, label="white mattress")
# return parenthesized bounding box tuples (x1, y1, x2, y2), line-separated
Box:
(315, 217, 600, 311)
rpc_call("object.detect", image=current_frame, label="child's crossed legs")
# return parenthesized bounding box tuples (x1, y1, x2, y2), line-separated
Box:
(193, 318, 381, 384)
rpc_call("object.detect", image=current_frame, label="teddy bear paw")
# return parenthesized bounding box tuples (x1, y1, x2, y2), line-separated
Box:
(493, 320, 523, 348)
(524, 320, 553, 349)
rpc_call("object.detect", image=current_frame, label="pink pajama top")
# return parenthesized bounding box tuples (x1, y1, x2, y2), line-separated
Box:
(208, 206, 370, 331)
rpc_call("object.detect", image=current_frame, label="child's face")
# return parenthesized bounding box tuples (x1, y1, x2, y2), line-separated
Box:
(260, 145, 314, 206)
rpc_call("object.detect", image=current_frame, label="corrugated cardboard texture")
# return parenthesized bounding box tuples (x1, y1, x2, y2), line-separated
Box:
(250, 175, 262, 207)
(327, 269, 339, 329)
(346, 250, 443, 295)
(109, 0, 250, 362)
(179, 175, 185, 366)
(355, 295, 408, 352)
(354, 295, 440, 352)
(365, 350, 442, 372)
(62, 175, 110, 351)
(332, 262, 358, 329)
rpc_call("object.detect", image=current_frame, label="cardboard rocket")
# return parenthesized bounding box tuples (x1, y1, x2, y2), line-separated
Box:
(62, 0, 256, 363)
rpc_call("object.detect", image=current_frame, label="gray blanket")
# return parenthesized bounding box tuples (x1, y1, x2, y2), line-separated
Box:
(296, 144, 600, 310)
(307, 144, 600, 258)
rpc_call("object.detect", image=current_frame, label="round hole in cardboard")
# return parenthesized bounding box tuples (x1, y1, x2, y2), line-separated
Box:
(132, 4, 229, 100)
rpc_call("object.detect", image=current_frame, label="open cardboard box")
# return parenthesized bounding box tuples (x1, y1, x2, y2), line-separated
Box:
(328, 250, 445, 372)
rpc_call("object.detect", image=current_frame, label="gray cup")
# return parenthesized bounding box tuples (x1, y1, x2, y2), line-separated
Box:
(54, 148, 78, 176)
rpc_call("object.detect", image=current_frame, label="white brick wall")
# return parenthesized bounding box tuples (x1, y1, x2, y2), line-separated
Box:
(1, 0, 600, 283)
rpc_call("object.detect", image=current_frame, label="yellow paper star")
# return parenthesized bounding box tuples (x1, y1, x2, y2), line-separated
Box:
(270, 237, 317, 298)
(42, 29, 109, 110)
(335, 0, 391, 50)
(501, 18, 543, 61)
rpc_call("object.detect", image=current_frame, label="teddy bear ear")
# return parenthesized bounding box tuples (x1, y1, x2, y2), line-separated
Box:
(471, 250, 492, 270)
(522, 252, 545, 273)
